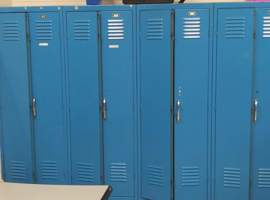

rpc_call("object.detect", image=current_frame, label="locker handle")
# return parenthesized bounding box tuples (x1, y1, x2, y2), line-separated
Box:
(253, 98, 258, 123)
(32, 97, 37, 118)
(176, 100, 181, 123)
(102, 98, 107, 120)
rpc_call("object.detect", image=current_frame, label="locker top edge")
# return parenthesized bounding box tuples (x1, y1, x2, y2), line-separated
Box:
(0, 5, 136, 13)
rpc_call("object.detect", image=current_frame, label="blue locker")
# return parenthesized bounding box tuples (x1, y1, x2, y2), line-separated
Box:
(214, 8, 254, 200)
(65, 11, 101, 185)
(139, 8, 172, 200)
(29, 11, 69, 184)
(252, 7, 270, 200)
(0, 12, 34, 183)
(101, 9, 135, 199)
(174, 6, 210, 200)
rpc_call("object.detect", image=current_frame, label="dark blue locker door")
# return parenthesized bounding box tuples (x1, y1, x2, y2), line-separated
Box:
(66, 11, 101, 185)
(29, 12, 68, 184)
(0, 13, 33, 183)
(174, 8, 210, 200)
(139, 10, 172, 200)
(101, 11, 135, 198)
(252, 8, 270, 200)
(215, 9, 254, 200)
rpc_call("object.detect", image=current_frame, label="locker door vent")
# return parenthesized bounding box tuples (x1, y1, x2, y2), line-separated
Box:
(40, 161, 58, 180)
(76, 162, 95, 183)
(107, 19, 124, 40)
(263, 16, 270, 38)
(223, 168, 241, 188)
(73, 20, 91, 40)
(2, 21, 20, 41)
(225, 17, 246, 39)
(183, 17, 201, 39)
(10, 161, 26, 180)
(35, 20, 53, 40)
(146, 18, 164, 40)
(181, 166, 200, 186)
(109, 163, 128, 182)
(258, 168, 270, 188)
(146, 165, 165, 186)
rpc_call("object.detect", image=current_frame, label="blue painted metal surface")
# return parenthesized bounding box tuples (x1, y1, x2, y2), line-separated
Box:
(0, 12, 34, 183)
(252, 7, 270, 200)
(138, 8, 172, 200)
(101, 9, 135, 199)
(29, 11, 69, 184)
(65, 11, 101, 185)
(214, 7, 254, 200)
(174, 6, 210, 200)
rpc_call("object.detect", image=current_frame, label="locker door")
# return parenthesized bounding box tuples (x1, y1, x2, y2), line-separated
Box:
(0, 13, 33, 183)
(252, 8, 270, 200)
(101, 11, 135, 199)
(29, 12, 68, 184)
(66, 11, 101, 185)
(174, 8, 210, 200)
(139, 10, 172, 200)
(215, 9, 254, 200)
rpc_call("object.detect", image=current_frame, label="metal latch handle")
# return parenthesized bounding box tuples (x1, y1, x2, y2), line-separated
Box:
(102, 98, 107, 120)
(32, 97, 37, 118)
(253, 98, 258, 123)
(176, 100, 181, 123)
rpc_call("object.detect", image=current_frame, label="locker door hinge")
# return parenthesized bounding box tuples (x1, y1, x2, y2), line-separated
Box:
(101, 98, 107, 120)
(253, 31, 256, 40)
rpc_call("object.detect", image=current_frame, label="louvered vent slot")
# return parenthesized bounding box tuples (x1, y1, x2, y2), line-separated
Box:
(10, 161, 26, 180)
(225, 17, 246, 39)
(35, 20, 53, 40)
(107, 19, 124, 40)
(183, 17, 201, 39)
(224, 168, 241, 188)
(40, 161, 58, 180)
(73, 20, 91, 40)
(110, 163, 128, 182)
(146, 18, 164, 40)
(263, 16, 270, 38)
(181, 166, 200, 186)
(147, 165, 165, 187)
(258, 168, 270, 188)
(77, 162, 94, 183)
(2, 21, 20, 41)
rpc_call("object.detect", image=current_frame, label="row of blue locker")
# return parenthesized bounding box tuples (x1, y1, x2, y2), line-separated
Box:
(1, 3, 270, 200)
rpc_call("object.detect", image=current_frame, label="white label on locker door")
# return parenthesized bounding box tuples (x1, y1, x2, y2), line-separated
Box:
(109, 44, 119, 49)
(38, 42, 49, 47)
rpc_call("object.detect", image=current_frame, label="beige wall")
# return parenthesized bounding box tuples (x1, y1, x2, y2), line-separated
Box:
(101, 0, 244, 4)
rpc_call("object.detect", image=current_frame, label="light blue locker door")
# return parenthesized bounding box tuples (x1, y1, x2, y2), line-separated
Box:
(0, 13, 33, 183)
(215, 9, 254, 200)
(66, 11, 101, 185)
(252, 8, 270, 200)
(174, 8, 210, 200)
(29, 12, 68, 184)
(101, 11, 135, 199)
(139, 10, 172, 200)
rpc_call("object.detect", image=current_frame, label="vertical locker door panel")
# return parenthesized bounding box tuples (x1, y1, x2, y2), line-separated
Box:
(252, 8, 270, 200)
(66, 12, 101, 185)
(140, 10, 172, 200)
(174, 8, 209, 200)
(215, 9, 254, 200)
(29, 12, 68, 184)
(0, 13, 33, 183)
(102, 11, 134, 198)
